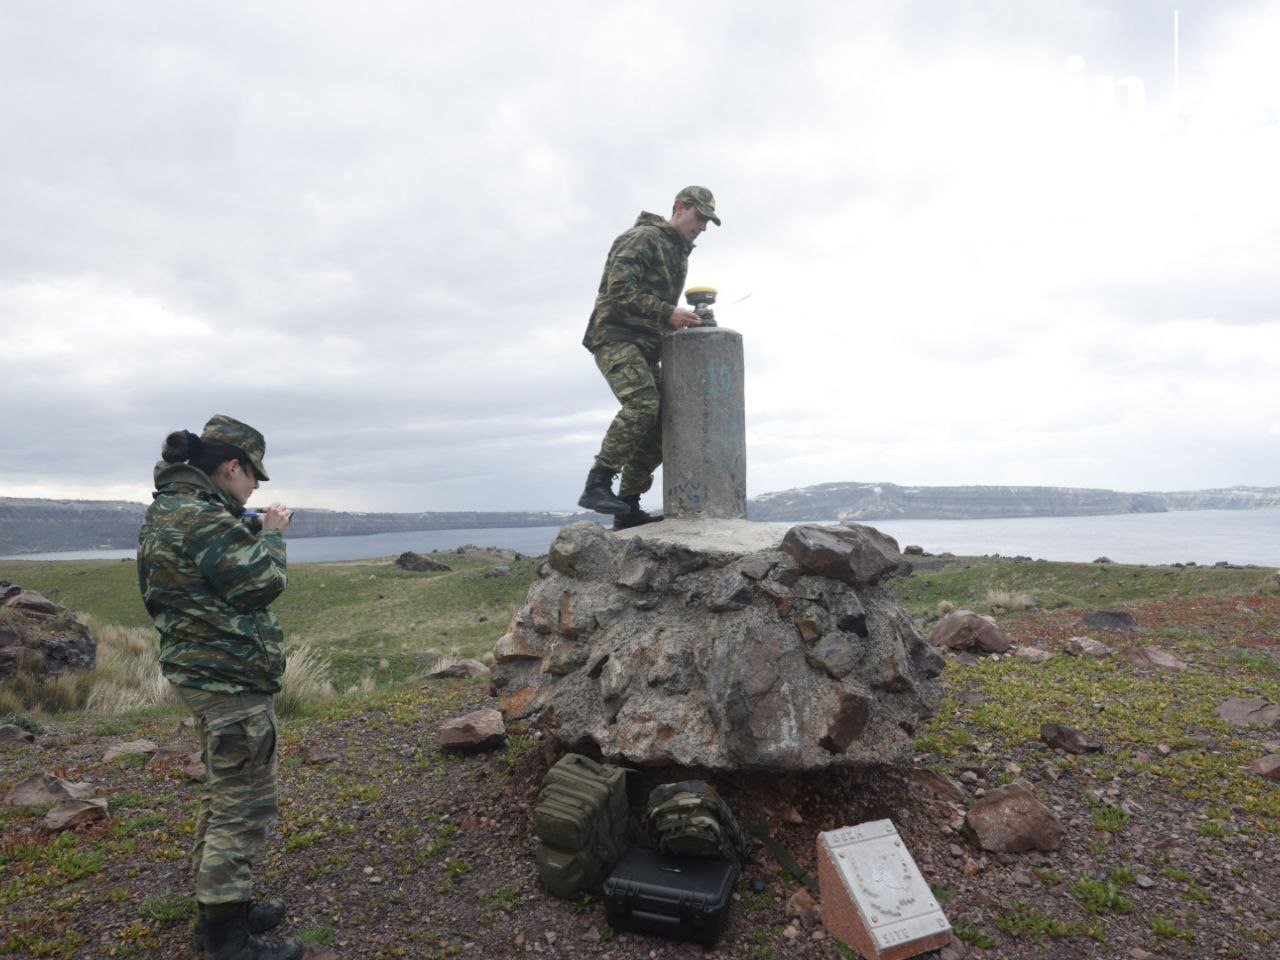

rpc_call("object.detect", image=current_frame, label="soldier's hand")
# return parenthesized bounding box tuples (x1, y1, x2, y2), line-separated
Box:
(668, 307, 701, 330)
(262, 503, 293, 532)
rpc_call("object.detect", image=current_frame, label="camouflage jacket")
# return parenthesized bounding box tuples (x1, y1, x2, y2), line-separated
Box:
(582, 212, 691, 362)
(137, 462, 287, 694)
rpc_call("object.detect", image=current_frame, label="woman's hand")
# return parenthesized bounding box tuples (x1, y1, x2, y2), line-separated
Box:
(262, 503, 293, 533)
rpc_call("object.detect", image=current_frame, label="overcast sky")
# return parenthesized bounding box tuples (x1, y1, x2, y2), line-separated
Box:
(2, 1, 1276, 512)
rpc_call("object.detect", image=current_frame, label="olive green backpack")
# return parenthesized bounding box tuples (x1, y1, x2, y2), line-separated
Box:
(532, 754, 633, 899)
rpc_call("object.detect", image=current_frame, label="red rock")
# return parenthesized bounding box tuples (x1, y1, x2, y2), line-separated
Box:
(1040, 722, 1103, 754)
(906, 768, 966, 804)
(928, 611, 1012, 654)
(963, 782, 1062, 853)
(781, 524, 901, 587)
(43, 797, 108, 832)
(1217, 697, 1280, 728)
(438, 708, 506, 752)
(4, 772, 95, 806)
(1244, 755, 1280, 781)
(1116, 647, 1187, 672)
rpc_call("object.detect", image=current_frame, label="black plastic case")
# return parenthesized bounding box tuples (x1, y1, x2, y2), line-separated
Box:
(602, 848, 738, 947)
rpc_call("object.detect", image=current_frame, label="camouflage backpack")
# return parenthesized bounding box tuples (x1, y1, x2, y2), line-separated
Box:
(645, 780, 748, 862)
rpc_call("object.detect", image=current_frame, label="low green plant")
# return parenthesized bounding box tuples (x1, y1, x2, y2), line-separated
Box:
(138, 892, 192, 923)
(952, 921, 997, 947)
(1150, 914, 1196, 941)
(1070, 876, 1133, 915)
(1091, 805, 1129, 833)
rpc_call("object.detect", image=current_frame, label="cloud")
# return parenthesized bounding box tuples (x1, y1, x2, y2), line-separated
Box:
(0, 1, 1275, 511)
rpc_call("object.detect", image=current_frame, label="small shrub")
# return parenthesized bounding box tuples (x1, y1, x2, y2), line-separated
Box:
(936, 600, 955, 616)
(138, 892, 192, 923)
(276, 643, 336, 718)
(1070, 876, 1133, 915)
(985, 588, 1036, 612)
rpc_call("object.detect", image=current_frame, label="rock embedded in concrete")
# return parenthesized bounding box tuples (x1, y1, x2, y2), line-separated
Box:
(927, 611, 1013, 655)
(490, 522, 942, 771)
(963, 781, 1062, 853)
(781, 524, 902, 588)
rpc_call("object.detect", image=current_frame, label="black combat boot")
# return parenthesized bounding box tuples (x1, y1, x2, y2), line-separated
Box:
(203, 901, 304, 960)
(577, 466, 629, 515)
(612, 494, 662, 531)
(194, 900, 287, 953)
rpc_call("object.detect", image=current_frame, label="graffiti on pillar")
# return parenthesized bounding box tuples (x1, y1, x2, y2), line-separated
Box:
(666, 480, 703, 510)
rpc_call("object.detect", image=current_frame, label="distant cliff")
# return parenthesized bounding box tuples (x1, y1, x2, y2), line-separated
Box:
(4, 484, 1279, 555)
(745, 483, 1280, 522)
(0, 499, 591, 555)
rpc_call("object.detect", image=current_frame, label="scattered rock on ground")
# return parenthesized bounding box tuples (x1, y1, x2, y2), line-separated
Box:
(1040, 722, 1103, 754)
(4, 771, 96, 806)
(963, 781, 1062, 853)
(1116, 647, 1187, 672)
(394, 551, 452, 572)
(0, 724, 36, 747)
(438, 707, 506, 752)
(1216, 696, 1280, 728)
(906, 768, 966, 804)
(1081, 609, 1137, 630)
(1064, 636, 1110, 658)
(1244, 755, 1280, 781)
(928, 611, 1013, 654)
(1013, 646, 1053, 662)
(103, 739, 158, 762)
(43, 797, 109, 832)
(425, 658, 489, 679)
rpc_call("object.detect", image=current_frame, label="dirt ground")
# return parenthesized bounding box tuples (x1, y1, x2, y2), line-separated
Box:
(2, 595, 1278, 960)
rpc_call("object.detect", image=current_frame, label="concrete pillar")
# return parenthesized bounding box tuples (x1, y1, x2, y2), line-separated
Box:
(660, 327, 747, 519)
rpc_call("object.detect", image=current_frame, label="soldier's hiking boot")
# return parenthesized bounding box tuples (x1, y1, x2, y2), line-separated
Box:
(612, 494, 662, 531)
(577, 466, 629, 515)
(203, 901, 303, 960)
(194, 900, 286, 953)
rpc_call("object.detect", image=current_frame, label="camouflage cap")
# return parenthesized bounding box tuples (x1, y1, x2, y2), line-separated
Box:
(675, 185, 721, 226)
(201, 414, 270, 481)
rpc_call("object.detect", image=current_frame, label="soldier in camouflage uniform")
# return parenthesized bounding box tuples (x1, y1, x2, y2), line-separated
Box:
(137, 415, 303, 960)
(579, 186, 721, 529)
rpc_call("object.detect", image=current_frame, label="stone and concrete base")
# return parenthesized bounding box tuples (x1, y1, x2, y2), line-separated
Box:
(490, 520, 943, 771)
(817, 821, 951, 960)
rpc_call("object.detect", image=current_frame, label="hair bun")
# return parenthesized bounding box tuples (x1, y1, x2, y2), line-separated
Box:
(160, 429, 204, 463)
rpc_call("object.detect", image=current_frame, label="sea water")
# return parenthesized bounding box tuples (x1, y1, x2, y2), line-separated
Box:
(4, 509, 1278, 567)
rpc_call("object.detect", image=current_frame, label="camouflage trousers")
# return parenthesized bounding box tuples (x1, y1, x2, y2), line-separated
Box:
(174, 685, 279, 905)
(592, 341, 663, 497)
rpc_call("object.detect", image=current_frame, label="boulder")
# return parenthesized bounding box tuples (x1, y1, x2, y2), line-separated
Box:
(394, 551, 451, 572)
(43, 797, 109, 832)
(780, 523, 901, 587)
(963, 781, 1062, 853)
(0, 583, 97, 681)
(928, 611, 1013, 654)
(4, 772, 96, 806)
(1064, 636, 1110, 658)
(1116, 647, 1187, 672)
(438, 707, 506, 752)
(1216, 697, 1280, 729)
(490, 523, 942, 771)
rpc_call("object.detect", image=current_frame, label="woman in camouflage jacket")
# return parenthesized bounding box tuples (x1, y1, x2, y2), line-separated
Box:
(137, 415, 303, 960)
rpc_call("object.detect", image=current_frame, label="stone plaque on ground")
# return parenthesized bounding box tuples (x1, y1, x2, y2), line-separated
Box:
(817, 820, 951, 960)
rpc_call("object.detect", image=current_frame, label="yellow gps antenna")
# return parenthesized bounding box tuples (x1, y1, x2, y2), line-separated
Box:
(684, 286, 718, 326)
